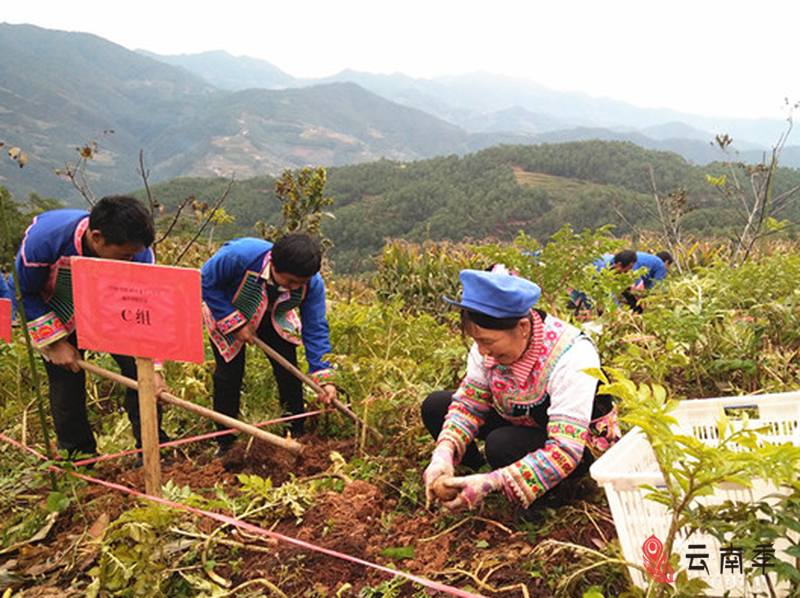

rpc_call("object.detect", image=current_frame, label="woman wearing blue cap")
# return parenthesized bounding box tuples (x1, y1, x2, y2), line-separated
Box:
(421, 268, 620, 514)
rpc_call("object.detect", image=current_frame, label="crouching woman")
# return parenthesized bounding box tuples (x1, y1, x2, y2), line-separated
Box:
(421, 269, 620, 513)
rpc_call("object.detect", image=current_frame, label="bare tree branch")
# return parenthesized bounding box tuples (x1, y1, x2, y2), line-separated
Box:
(138, 150, 157, 216)
(711, 104, 800, 265)
(173, 177, 235, 266)
(154, 196, 195, 245)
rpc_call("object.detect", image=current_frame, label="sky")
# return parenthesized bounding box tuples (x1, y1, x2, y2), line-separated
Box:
(4, 0, 799, 120)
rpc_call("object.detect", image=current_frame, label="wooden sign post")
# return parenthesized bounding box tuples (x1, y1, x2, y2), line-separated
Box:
(0, 299, 11, 344)
(71, 258, 205, 497)
(136, 356, 162, 496)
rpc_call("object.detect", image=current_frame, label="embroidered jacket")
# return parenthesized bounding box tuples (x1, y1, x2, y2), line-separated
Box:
(16, 210, 155, 346)
(437, 311, 620, 506)
(201, 237, 334, 383)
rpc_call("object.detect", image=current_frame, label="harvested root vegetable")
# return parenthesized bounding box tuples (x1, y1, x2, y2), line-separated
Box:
(432, 477, 459, 502)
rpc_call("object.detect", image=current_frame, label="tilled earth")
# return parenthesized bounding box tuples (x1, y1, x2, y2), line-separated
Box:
(1, 432, 622, 597)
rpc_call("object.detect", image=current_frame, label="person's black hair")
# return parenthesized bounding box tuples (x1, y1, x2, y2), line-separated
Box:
(656, 250, 673, 265)
(459, 307, 541, 336)
(460, 309, 520, 332)
(613, 249, 637, 267)
(271, 232, 322, 277)
(89, 195, 154, 247)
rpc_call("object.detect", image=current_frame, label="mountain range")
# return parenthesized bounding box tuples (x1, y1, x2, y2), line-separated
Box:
(1, 22, 797, 206)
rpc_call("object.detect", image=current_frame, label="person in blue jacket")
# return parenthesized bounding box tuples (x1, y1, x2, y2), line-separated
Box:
(0, 274, 11, 308)
(595, 250, 638, 275)
(5, 274, 19, 324)
(622, 251, 672, 313)
(656, 251, 674, 272)
(0, 273, 18, 325)
(568, 249, 637, 313)
(15, 195, 171, 459)
(632, 251, 669, 290)
(201, 232, 337, 454)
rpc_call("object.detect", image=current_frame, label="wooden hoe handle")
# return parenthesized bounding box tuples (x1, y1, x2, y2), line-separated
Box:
(77, 358, 304, 455)
(251, 337, 379, 439)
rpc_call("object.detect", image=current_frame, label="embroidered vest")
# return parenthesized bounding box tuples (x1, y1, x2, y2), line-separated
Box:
(488, 314, 584, 426)
(205, 271, 307, 363)
(45, 257, 75, 326)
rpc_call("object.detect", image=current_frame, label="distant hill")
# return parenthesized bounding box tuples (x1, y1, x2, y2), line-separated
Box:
(1, 22, 798, 209)
(136, 82, 474, 180)
(0, 24, 482, 203)
(145, 49, 799, 167)
(147, 50, 794, 151)
(136, 49, 296, 90)
(141, 141, 800, 273)
(0, 23, 215, 202)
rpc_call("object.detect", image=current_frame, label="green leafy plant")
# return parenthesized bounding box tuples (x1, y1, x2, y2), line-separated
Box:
(694, 490, 800, 596)
(601, 370, 800, 597)
(86, 504, 181, 597)
(476, 224, 628, 316)
(373, 238, 490, 321)
(357, 575, 410, 597)
(236, 473, 316, 523)
(605, 249, 800, 394)
(258, 166, 334, 241)
(327, 295, 466, 446)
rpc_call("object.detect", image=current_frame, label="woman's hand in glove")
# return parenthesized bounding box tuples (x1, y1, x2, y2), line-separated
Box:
(441, 470, 503, 510)
(423, 442, 455, 504)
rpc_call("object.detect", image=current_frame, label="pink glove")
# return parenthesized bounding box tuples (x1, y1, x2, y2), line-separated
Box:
(442, 471, 503, 510)
(423, 444, 455, 503)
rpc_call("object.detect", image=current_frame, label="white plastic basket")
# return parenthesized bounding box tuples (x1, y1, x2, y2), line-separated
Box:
(590, 391, 800, 596)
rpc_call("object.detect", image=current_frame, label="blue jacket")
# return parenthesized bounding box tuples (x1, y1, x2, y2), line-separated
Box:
(0, 274, 18, 320)
(16, 209, 154, 345)
(201, 237, 333, 378)
(0, 274, 9, 302)
(633, 252, 667, 289)
(592, 253, 615, 272)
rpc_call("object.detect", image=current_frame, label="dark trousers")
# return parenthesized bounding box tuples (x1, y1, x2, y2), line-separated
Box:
(421, 391, 593, 476)
(43, 333, 168, 457)
(211, 317, 304, 448)
(620, 289, 643, 314)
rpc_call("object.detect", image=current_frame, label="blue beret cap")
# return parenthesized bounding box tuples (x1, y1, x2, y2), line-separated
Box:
(443, 270, 541, 318)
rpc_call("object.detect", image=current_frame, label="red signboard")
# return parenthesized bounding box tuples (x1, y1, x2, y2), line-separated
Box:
(0, 299, 11, 343)
(71, 257, 204, 363)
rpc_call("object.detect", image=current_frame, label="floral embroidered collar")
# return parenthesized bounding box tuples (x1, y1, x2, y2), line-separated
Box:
(483, 310, 545, 387)
(73, 217, 90, 256)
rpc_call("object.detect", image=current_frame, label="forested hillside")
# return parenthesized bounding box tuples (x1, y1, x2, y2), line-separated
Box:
(138, 140, 800, 272)
(0, 23, 480, 202)
(4, 22, 799, 209)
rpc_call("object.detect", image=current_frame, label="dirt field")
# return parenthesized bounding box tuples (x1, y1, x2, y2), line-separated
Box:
(2, 431, 623, 597)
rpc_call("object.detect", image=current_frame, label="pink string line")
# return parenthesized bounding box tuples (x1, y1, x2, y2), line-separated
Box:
(0, 432, 487, 598)
(73, 408, 334, 467)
